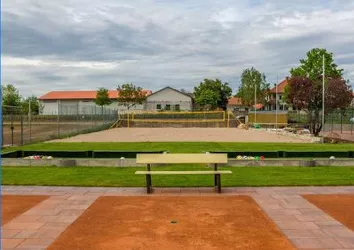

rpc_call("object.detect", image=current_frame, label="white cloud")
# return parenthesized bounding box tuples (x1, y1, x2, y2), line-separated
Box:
(2, 0, 354, 96)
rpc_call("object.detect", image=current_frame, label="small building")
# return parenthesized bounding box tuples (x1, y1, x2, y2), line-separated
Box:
(227, 97, 246, 111)
(145, 86, 193, 111)
(266, 78, 289, 111)
(39, 90, 151, 115)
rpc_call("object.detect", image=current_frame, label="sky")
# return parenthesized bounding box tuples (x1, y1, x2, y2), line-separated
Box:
(2, 0, 354, 98)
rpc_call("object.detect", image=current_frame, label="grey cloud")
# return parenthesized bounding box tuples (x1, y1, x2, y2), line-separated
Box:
(3, 0, 354, 97)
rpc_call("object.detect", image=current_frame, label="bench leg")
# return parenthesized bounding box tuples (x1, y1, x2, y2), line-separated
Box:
(214, 163, 218, 187)
(215, 174, 221, 193)
(146, 174, 152, 194)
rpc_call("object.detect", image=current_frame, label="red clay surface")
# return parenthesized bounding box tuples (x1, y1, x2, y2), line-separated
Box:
(1, 195, 49, 225)
(303, 194, 354, 231)
(48, 196, 296, 250)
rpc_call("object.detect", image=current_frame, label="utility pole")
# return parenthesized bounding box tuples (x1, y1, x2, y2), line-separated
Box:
(322, 54, 325, 143)
(254, 80, 257, 124)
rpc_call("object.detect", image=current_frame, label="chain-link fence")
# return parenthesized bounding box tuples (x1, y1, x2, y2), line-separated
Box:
(2, 104, 117, 146)
(288, 108, 354, 136)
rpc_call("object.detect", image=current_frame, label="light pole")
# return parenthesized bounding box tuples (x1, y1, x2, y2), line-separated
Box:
(275, 83, 278, 130)
(322, 54, 325, 143)
(254, 81, 257, 124)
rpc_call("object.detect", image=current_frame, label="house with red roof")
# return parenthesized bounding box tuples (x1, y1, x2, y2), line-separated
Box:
(265, 78, 289, 111)
(39, 89, 152, 115)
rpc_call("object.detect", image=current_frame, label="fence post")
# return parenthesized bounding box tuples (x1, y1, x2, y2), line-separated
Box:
(351, 108, 353, 135)
(20, 115, 24, 145)
(341, 112, 343, 134)
(11, 112, 14, 146)
(29, 102, 32, 144)
(57, 100, 60, 138)
(77, 101, 79, 134)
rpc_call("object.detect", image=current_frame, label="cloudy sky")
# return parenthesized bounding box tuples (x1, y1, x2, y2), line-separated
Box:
(2, 0, 354, 97)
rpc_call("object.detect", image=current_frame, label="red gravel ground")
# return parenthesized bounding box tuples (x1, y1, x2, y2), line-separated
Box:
(47, 196, 296, 250)
(1, 195, 49, 225)
(303, 194, 354, 231)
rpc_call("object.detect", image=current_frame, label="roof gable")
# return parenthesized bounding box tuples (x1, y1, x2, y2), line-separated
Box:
(270, 78, 288, 94)
(147, 86, 193, 100)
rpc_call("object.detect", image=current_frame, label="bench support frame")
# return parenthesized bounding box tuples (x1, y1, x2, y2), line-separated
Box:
(143, 163, 223, 194)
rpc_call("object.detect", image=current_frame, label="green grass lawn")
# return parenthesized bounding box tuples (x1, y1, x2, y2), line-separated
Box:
(4, 142, 354, 153)
(2, 166, 354, 187)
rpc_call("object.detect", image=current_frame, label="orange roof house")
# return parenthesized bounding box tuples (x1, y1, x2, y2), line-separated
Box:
(227, 97, 243, 106)
(39, 90, 152, 100)
(269, 77, 289, 94)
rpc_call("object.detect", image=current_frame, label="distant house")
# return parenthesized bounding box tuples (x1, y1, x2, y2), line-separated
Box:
(227, 97, 246, 111)
(145, 86, 193, 111)
(266, 78, 289, 111)
(39, 90, 152, 115)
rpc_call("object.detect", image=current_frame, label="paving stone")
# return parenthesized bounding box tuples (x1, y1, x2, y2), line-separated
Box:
(318, 238, 343, 248)
(283, 229, 318, 239)
(4, 222, 45, 230)
(291, 238, 325, 248)
(275, 221, 320, 230)
(1, 229, 22, 238)
(336, 238, 354, 248)
(39, 215, 78, 223)
(16, 238, 54, 249)
(1, 239, 24, 248)
(322, 227, 354, 238)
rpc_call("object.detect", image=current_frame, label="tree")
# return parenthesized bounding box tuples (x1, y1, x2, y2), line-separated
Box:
(287, 48, 353, 136)
(193, 79, 232, 110)
(117, 83, 147, 110)
(238, 67, 269, 107)
(2, 84, 22, 107)
(95, 88, 112, 114)
(290, 48, 343, 80)
(21, 96, 44, 115)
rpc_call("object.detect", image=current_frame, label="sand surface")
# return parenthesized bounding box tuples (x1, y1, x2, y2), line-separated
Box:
(48, 196, 296, 250)
(51, 128, 311, 143)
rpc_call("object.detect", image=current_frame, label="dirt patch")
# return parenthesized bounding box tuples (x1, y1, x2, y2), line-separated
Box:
(1, 195, 49, 225)
(50, 127, 311, 143)
(48, 196, 295, 250)
(303, 194, 354, 231)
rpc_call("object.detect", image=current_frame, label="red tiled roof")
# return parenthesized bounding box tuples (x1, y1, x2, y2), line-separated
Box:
(270, 78, 289, 94)
(228, 97, 243, 105)
(39, 90, 152, 100)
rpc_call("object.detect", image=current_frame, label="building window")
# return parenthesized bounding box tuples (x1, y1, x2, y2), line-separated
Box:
(156, 104, 161, 110)
(174, 104, 180, 111)
(165, 104, 171, 110)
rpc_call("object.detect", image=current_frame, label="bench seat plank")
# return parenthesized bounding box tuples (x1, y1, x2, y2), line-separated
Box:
(135, 170, 232, 175)
(136, 153, 228, 164)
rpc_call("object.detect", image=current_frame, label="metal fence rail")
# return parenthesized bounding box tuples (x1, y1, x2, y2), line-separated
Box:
(2, 104, 117, 147)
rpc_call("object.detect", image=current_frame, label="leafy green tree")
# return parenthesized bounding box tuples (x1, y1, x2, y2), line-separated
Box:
(193, 79, 232, 110)
(238, 67, 269, 107)
(21, 96, 44, 115)
(287, 48, 352, 136)
(95, 88, 112, 114)
(2, 84, 22, 107)
(290, 48, 343, 80)
(117, 83, 147, 110)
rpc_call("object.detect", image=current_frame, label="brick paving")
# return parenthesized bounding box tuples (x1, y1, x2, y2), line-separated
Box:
(2, 186, 354, 249)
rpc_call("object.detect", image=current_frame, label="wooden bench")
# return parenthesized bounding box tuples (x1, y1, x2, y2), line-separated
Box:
(135, 153, 232, 194)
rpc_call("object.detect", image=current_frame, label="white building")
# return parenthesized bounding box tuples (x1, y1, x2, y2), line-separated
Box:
(39, 90, 151, 115)
(145, 86, 193, 111)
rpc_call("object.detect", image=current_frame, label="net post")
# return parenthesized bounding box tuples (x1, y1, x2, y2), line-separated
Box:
(227, 111, 230, 128)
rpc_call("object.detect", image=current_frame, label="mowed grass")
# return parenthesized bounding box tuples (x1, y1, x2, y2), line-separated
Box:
(4, 142, 354, 153)
(3, 166, 354, 187)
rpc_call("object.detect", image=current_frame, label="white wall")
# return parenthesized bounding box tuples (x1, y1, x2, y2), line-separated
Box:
(145, 88, 192, 111)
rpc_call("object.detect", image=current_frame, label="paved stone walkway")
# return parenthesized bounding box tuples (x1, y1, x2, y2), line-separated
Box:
(2, 186, 354, 250)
